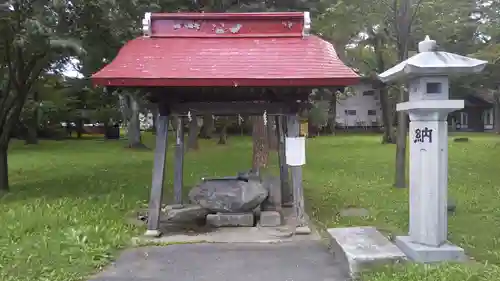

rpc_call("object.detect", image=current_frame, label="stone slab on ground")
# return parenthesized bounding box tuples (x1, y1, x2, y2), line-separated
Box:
(163, 204, 209, 223)
(206, 213, 254, 227)
(327, 226, 407, 279)
(259, 211, 282, 227)
(296, 226, 312, 235)
(89, 241, 348, 281)
(395, 236, 466, 263)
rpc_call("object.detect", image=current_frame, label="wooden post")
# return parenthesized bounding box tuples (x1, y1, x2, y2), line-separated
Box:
(276, 115, 291, 206)
(145, 111, 169, 237)
(287, 114, 306, 227)
(174, 116, 184, 205)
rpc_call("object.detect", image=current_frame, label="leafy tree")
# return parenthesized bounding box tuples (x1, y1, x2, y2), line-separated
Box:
(316, 0, 490, 187)
(18, 74, 74, 142)
(469, 0, 500, 132)
(315, 0, 398, 143)
(0, 0, 84, 192)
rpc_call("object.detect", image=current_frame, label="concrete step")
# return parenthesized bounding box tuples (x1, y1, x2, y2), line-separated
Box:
(327, 226, 407, 279)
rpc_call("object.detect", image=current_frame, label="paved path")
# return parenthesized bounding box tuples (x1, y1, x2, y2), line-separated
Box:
(89, 241, 347, 281)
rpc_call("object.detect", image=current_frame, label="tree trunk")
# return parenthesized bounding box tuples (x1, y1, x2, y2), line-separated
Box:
(307, 116, 315, 138)
(393, 0, 411, 188)
(25, 106, 39, 144)
(450, 115, 456, 132)
(327, 91, 337, 135)
(126, 95, 146, 148)
(394, 85, 408, 188)
(25, 93, 39, 144)
(200, 114, 214, 139)
(25, 125, 38, 144)
(267, 117, 278, 150)
(372, 29, 395, 144)
(65, 120, 72, 137)
(494, 96, 500, 134)
(0, 95, 27, 193)
(251, 116, 269, 172)
(75, 117, 83, 138)
(187, 117, 200, 151)
(218, 117, 228, 145)
(379, 86, 396, 144)
(151, 107, 158, 135)
(0, 145, 8, 194)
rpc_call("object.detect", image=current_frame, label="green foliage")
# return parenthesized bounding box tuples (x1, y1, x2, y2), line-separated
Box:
(0, 0, 85, 149)
(308, 100, 330, 128)
(19, 75, 72, 128)
(1, 1, 84, 78)
(309, 0, 500, 125)
(314, 0, 495, 88)
(308, 88, 335, 128)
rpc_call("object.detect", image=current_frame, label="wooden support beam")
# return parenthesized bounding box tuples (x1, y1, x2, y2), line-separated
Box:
(171, 101, 298, 116)
(287, 114, 306, 227)
(145, 113, 169, 237)
(173, 116, 184, 205)
(276, 115, 292, 206)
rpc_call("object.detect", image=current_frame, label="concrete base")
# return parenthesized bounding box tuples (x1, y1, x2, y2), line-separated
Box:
(327, 227, 406, 279)
(134, 207, 317, 245)
(144, 229, 162, 238)
(395, 236, 466, 263)
(206, 213, 254, 227)
(260, 211, 282, 227)
(295, 226, 312, 235)
(134, 224, 320, 245)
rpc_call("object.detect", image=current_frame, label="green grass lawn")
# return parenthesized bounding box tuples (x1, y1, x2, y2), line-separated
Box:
(1, 132, 500, 280)
(304, 133, 500, 280)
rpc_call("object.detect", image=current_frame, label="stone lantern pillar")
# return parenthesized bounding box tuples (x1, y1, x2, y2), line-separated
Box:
(378, 36, 487, 263)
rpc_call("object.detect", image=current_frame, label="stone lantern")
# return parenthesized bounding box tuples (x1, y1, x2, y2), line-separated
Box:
(378, 36, 487, 263)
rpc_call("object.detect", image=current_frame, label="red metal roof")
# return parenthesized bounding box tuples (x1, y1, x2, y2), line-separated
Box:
(91, 12, 359, 87)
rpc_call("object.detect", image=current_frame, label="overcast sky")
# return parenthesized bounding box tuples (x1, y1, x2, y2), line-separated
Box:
(63, 57, 83, 78)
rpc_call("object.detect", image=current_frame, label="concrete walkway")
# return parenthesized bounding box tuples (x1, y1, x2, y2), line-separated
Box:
(89, 241, 347, 281)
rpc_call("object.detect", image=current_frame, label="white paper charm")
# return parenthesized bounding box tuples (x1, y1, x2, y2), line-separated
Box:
(285, 137, 306, 166)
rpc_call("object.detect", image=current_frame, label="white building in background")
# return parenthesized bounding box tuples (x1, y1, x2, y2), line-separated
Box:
(332, 82, 498, 131)
(139, 112, 155, 130)
(336, 82, 382, 128)
(452, 92, 495, 132)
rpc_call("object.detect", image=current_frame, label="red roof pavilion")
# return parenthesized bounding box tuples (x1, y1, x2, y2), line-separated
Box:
(91, 12, 359, 87)
(90, 12, 360, 237)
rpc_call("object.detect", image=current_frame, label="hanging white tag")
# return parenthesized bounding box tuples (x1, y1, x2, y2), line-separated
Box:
(285, 137, 306, 166)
